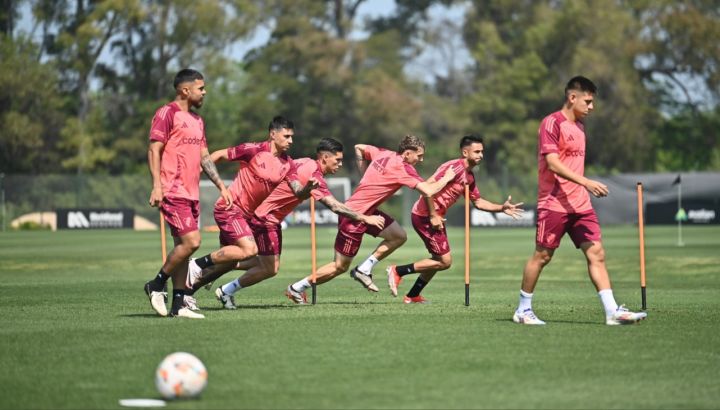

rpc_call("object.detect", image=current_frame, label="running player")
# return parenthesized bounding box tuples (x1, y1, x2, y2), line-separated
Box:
(386, 135, 524, 303)
(180, 116, 317, 311)
(188, 138, 385, 308)
(513, 76, 647, 325)
(143, 69, 232, 319)
(286, 135, 456, 301)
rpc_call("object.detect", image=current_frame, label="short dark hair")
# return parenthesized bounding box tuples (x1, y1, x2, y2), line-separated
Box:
(565, 76, 597, 96)
(316, 138, 343, 154)
(460, 135, 484, 149)
(174, 69, 204, 89)
(397, 134, 425, 153)
(268, 116, 294, 132)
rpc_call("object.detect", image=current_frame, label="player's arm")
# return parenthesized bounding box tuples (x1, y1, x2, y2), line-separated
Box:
(421, 177, 445, 230)
(209, 148, 230, 163)
(545, 153, 608, 197)
(201, 147, 232, 210)
(415, 167, 456, 198)
(288, 178, 319, 200)
(354, 144, 370, 174)
(147, 140, 164, 207)
(473, 196, 524, 220)
(318, 195, 385, 230)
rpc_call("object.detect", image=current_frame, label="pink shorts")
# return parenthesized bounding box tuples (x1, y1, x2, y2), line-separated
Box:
(411, 213, 451, 256)
(536, 208, 602, 249)
(161, 196, 199, 237)
(334, 210, 394, 257)
(214, 203, 254, 246)
(249, 216, 282, 256)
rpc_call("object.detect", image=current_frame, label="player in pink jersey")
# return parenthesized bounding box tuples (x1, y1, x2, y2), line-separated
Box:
(386, 135, 524, 303)
(179, 116, 318, 310)
(513, 76, 647, 326)
(286, 135, 457, 301)
(143, 69, 233, 319)
(185, 138, 385, 308)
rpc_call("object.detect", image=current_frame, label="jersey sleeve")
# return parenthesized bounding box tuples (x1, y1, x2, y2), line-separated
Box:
(149, 106, 173, 143)
(399, 163, 424, 188)
(227, 142, 264, 162)
(469, 174, 481, 201)
(539, 115, 561, 155)
(199, 117, 208, 149)
(283, 158, 300, 183)
(311, 172, 333, 200)
(362, 145, 383, 161)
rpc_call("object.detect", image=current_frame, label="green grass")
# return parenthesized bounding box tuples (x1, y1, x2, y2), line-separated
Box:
(1, 225, 719, 409)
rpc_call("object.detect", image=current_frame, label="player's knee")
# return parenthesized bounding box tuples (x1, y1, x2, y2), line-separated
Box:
(394, 231, 408, 246)
(439, 256, 452, 271)
(187, 238, 201, 252)
(536, 252, 552, 266)
(335, 262, 350, 274)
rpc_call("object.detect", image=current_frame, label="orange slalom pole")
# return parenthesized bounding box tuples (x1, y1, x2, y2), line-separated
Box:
(464, 184, 470, 306)
(310, 197, 318, 305)
(637, 183, 647, 310)
(159, 211, 167, 263)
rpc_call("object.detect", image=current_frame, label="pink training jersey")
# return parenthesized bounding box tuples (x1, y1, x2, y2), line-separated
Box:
(411, 158, 480, 217)
(222, 140, 299, 218)
(149, 101, 207, 200)
(255, 158, 332, 224)
(537, 111, 592, 213)
(345, 145, 424, 215)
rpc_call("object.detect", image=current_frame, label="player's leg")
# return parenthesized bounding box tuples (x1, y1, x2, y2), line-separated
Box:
(352, 212, 403, 291)
(286, 223, 359, 303)
(513, 209, 566, 325)
(144, 197, 203, 318)
(573, 211, 647, 325)
(388, 213, 452, 300)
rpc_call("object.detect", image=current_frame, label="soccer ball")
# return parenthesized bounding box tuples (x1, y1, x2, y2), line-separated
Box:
(155, 352, 208, 399)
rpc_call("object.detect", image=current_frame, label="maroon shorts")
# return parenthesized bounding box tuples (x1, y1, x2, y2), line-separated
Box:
(161, 196, 199, 237)
(249, 216, 282, 256)
(411, 213, 451, 256)
(214, 203, 254, 246)
(536, 208, 602, 249)
(334, 210, 395, 257)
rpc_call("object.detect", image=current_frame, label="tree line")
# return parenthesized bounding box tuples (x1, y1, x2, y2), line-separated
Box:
(1, 0, 718, 184)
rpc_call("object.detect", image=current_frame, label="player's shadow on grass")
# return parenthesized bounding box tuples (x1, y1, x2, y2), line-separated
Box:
(495, 318, 599, 326)
(120, 313, 168, 318)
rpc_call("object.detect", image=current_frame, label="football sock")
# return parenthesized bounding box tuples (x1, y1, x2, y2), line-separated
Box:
(195, 254, 215, 269)
(406, 278, 428, 297)
(517, 289, 533, 313)
(357, 255, 379, 274)
(396, 263, 415, 276)
(221, 279, 242, 296)
(293, 278, 311, 292)
(170, 289, 186, 314)
(149, 270, 170, 290)
(598, 289, 619, 316)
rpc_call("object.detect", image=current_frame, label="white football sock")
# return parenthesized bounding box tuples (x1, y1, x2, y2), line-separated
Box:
(357, 255, 379, 275)
(293, 278, 311, 292)
(517, 289, 533, 313)
(598, 289, 619, 317)
(221, 279, 242, 295)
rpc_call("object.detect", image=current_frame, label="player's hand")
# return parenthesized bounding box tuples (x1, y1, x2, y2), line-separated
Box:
(149, 187, 163, 207)
(306, 177, 320, 190)
(363, 214, 385, 231)
(430, 214, 445, 230)
(585, 179, 609, 198)
(219, 188, 234, 210)
(501, 195, 524, 220)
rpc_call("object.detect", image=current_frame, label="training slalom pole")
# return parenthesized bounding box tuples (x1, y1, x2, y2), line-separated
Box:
(637, 183, 647, 311)
(464, 184, 471, 306)
(159, 211, 167, 263)
(310, 197, 318, 305)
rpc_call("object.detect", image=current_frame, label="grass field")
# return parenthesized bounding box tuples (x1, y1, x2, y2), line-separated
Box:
(1, 224, 719, 409)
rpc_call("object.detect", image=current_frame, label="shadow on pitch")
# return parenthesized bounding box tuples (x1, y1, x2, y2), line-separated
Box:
(495, 318, 599, 326)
